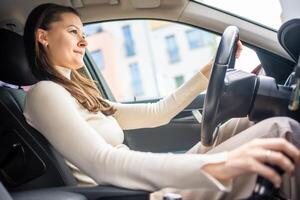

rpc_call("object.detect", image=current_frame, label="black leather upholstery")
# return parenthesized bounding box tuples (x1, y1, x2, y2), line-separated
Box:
(12, 190, 87, 200)
(278, 18, 300, 62)
(13, 186, 149, 200)
(0, 29, 38, 86)
(0, 183, 13, 200)
(0, 28, 77, 191)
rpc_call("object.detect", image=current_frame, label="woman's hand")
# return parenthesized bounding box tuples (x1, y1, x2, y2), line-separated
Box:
(235, 40, 243, 59)
(202, 138, 300, 188)
(200, 40, 243, 79)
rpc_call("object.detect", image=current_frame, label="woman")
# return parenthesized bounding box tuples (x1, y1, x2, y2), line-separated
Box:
(23, 3, 300, 200)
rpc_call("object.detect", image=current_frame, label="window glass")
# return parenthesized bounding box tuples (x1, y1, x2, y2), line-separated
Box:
(91, 50, 105, 70)
(122, 25, 135, 57)
(84, 20, 260, 102)
(165, 35, 180, 63)
(129, 63, 144, 96)
(194, 0, 299, 30)
(84, 24, 103, 36)
(186, 29, 204, 49)
(175, 75, 185, 88)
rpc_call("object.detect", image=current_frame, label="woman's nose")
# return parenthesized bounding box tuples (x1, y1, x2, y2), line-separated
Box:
(78, 36, 88, 48)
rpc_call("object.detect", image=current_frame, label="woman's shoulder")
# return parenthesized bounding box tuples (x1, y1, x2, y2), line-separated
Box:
(26, 80, 70, 100)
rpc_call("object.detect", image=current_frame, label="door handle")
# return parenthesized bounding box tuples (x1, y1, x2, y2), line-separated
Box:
(192, 110, 202, 123)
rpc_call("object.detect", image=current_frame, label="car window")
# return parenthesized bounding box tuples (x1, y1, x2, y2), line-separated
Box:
(196, 0, 283, 30)
(84, 20, 260, 102)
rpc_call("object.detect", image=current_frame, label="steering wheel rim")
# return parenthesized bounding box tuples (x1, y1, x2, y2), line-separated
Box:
(201, 26, 239, 147)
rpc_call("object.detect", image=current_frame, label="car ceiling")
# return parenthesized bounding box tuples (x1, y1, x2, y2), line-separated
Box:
(0, 0, 293, 61)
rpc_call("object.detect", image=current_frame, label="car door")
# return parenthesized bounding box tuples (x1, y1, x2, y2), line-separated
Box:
(83, 19, 260, 153)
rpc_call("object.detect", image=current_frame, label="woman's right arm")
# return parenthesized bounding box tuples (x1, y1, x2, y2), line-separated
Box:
(23, 81, 232, 192)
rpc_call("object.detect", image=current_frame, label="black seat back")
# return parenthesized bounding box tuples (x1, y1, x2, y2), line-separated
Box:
(0, 29, 77, 191)
(278, 18, 300, 62)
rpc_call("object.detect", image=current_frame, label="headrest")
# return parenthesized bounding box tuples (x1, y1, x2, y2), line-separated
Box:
(278, 18, 300, 62)
(0, 29, 38, 86)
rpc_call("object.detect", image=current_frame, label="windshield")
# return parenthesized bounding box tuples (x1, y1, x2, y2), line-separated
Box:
(195, 0, 299, 30)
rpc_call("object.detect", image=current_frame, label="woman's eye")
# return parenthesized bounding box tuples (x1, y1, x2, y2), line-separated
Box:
(70, 30, 78, 34)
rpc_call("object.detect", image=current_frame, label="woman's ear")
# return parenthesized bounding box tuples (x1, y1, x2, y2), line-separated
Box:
(36, 28, 49, 47)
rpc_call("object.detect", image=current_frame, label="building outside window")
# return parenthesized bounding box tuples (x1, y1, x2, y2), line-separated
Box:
(186, 29, 204, 49)
(91, 50, 105, 70)
(84, 24, 103, 37)
(129, 63, 144, 96)
(122, 25, 135, 57)
(165, 35, 180, 63)
(174, 75, 185, 88)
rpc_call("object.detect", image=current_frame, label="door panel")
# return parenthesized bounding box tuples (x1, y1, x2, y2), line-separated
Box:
(124, 94, 205, 153)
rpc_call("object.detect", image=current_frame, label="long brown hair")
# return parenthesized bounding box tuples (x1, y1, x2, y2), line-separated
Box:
(23, 3, 115, 115)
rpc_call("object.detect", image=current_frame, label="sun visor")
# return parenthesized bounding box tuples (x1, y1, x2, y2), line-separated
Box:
(278, 18, 300, 62)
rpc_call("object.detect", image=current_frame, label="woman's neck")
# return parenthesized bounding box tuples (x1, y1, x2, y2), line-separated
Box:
(55, 66, 72, 80)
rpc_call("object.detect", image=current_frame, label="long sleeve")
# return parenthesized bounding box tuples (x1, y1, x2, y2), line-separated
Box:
(23, 80, 231, 192)
(111, 71, 208, 130)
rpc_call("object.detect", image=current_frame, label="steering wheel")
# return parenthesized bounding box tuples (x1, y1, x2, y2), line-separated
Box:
(201, 26, 239, 147)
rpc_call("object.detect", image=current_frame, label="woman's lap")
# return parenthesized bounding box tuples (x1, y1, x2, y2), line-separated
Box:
(151, 117, 300, 200)
(187, 117, 254, 154)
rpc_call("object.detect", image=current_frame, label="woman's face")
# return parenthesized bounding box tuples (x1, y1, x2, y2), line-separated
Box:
(38, 13, 87, 70)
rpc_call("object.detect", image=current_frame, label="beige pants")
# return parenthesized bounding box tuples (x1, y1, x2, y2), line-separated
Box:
(151, 117, 300, 200)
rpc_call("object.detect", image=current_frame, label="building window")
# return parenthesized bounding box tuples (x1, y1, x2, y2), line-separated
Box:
(174, 75, 185, 88)
(91, 50, 105, 70)
(165, 35, 180, 63)
(122, 25, 135, 57)
(186, 29, 204, 49)
(84, 24, 103, 37)
(129, 63, 144, 96)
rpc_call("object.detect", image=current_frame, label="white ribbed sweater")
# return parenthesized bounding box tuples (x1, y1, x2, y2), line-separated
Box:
(23, 66, 230, 192)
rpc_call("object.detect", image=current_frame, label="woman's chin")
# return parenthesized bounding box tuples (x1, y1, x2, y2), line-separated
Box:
(71, 62, 85, 70)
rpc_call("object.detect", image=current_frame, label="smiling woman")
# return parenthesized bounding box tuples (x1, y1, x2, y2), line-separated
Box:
(23, 3, 115, 114)
(36, 13, 87, 69)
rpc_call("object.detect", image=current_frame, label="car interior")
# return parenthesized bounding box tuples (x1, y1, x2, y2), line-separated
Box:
(0, 0, 299, 199)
